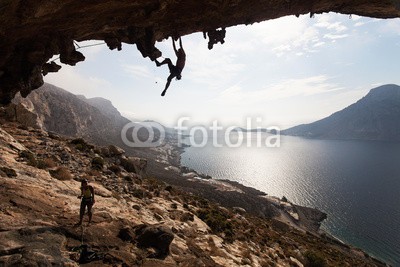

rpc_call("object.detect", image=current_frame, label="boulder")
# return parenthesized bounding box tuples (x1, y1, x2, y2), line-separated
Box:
(0, 127, 27, 152)
(120, 157, 147, 177)
(118, 227, 136, 242)
(0, 227, 75, 266)
(134, 225, 174, 259)
(2, 103, 42, 129)
(108, 145, 125, 156)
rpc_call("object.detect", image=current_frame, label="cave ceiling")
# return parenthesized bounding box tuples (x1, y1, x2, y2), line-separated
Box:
(0, 0, 400, 104)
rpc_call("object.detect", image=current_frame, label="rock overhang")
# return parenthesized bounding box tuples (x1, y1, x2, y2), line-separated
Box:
(0, 0, 400, 104)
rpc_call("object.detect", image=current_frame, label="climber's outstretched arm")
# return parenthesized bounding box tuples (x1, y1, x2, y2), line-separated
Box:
(172, 38, 178, 56)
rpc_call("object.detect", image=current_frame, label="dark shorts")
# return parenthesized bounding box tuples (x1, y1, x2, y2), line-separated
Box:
(80, 198, 93, 214)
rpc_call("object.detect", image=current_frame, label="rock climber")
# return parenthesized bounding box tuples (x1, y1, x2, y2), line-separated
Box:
(155, 37, 186, 96)
(76, 179, 95, 226)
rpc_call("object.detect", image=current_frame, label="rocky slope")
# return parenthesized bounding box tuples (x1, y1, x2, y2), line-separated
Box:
(77, 95, 131, 124)
(3, 83, 181, 166)
(283, 84, 400, 141)
(3, 83, 323, 227)
(5, 83, 129, 147)
(1, 1, 400, 103)
(0, 121, 387, 266)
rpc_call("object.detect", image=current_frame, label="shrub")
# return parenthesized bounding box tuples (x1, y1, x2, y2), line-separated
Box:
(91, 157, 104, 170)
(165, 185, 173, 192)
(50, 166, 73, 181)
(304, 250, 327, 267)
(19, 150, 37, 167)
(120, 157, 136, 173)
(131, 188, 146, 199)
(0, 167, 17, 177)
(197, 206, 234, 239)
(180, 212, 194, 222)
(87, 169, 101, 177)
(17, 124, 29, 131)
(70, 138, 94, 151)
(144, 178, 165, 192)
(37, 158, 57, 169)
(108, 164, 121, 174)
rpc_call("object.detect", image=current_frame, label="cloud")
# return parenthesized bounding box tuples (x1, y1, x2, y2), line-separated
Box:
(183, 40, 246, 89)
(315, 17, 348, 32)
(354, 22, 366, 27)
(248, 16, 321, 56)
(314, 15, 350, 41)
(214, 75, 343, 105)
(350, 15, 362, 21)
(241, 14, 353, 56)
(381, 19, 400, 34)
(313, 41, 326, 47)
(44, 65, 112, 97)
(323, 33, 349, 40)
(123, 64, 153, 78)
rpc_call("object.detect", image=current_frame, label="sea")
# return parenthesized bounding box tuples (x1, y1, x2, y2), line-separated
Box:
(180, 132, 400, 266)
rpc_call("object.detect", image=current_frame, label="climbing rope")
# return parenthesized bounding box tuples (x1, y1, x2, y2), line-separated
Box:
(49, 42, 106, 63)
(59, 179, 77, 195)
(81, 224, 86, 245)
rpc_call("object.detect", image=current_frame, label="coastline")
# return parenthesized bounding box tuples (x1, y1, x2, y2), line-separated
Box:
(0, 121, 390, 266)
(157, 137, 328, 234)
(161, 138, 390, 266)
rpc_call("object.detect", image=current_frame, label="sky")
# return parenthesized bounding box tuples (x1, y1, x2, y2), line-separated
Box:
(44, 13, 400, 129)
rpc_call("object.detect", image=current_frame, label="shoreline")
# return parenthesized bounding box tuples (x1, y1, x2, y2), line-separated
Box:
(168, 139, 391, 266)
(163, 137, 328, 233)
(0, 121, 390, 266)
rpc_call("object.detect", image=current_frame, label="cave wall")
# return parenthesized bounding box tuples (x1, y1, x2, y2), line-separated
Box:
(0, 0, 400, 104)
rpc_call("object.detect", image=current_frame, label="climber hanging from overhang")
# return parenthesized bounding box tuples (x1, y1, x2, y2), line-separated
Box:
(155, 37, 186, 97)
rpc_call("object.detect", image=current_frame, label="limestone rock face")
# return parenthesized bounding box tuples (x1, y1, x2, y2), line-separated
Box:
(2, 103, 42, 129)
(0, 1, 400, 104)
(0, 227, 75, 267)
(9, 83, 130, 147)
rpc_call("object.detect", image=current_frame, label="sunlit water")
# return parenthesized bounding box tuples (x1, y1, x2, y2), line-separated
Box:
(181, 133, 400, 266)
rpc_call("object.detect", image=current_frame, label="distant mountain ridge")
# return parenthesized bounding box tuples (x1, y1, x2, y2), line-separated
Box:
(10, 83, 131, 147)
(4, 83, 176, 160)
(282, 84, 400, 141)
(77, 95, 127, 123)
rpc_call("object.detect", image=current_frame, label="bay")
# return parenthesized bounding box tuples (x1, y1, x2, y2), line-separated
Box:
(181, 133, 400, 266)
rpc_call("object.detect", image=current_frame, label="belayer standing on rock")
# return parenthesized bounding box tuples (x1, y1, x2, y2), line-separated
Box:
(76, 179, 95, 226)
(155, 37, 186, 96)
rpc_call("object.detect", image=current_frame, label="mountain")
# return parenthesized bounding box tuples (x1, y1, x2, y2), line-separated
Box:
(283, 84, 400, 141)
(7, 83, 130, 147)
(2, 83, 180, 163)
(77, 95, 130, 123)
